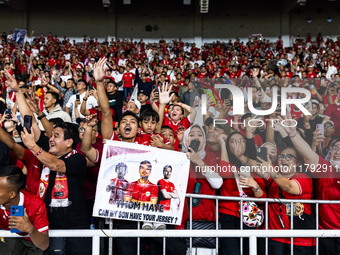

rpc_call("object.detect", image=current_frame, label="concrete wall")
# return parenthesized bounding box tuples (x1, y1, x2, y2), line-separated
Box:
(0, 0, 340, 46)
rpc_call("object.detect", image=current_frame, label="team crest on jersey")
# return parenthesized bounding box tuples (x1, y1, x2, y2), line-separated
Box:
(55, 184, 64, 190)
(146, 191, 151, 197)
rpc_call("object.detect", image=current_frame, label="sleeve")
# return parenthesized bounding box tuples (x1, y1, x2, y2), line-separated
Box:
(54, 78, 67, 94)
(21, 148, 37, 170)
(30, 198, 49, 233)
(218, 160, 236, 178)
(291, 175, 313, 196)
(87, 96, 98, 109)
(63, 153, 87, 176)
(91, 147, 103, 165)
(65, 95, 74, 108)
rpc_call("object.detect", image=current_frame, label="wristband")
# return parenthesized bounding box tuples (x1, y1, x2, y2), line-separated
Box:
(253, 186, 261, 193)
(289, 133, 298, 139)
(37, 113, 46, 120)
(33, 147, 42, 157)
(83, 98, 87, 101)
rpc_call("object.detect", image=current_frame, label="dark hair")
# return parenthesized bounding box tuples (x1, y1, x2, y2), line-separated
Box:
(54, 122, 79, 149)
(241, 113, 252, 123)
(225, 131, 249, 168)
(161, 125, 174, 133)
(77, 79, 88, 88)
(172, 105, 184, 115)
(46, 91, 59, 101)
(118, 111, 140, 127)
(67, 78, 75, 84)
(0, 166, 26, 192)
(49, 117, 64, 126)
(163, 165, 172, 173)
(139, 160, 152, 170)
(140, 109, 159, 123)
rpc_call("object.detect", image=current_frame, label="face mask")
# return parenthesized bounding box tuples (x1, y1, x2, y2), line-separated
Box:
(13, 137, 22, 143)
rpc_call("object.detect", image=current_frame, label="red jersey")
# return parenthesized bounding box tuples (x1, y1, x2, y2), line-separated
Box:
(135, 133, 170, 147)
(324, 103, 340, 136)
(311, 156, 340, 230)
(218, 161, 266, 217)
(162, 116, 192, 137)
(0, 191, 49, 240)
(21, 149, 42, 194)
(122, 72, 136, 88)
(268, 173, 314, 246)
(157, 179, 176, 210)
(130, 180, 158, 202)
(107, 178, 131, 204)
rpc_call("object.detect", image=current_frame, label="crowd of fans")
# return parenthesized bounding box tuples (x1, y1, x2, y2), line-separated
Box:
(0, 31, 339, 255)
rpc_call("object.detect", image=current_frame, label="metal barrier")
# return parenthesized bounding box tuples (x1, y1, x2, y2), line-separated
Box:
(1, 194, 340, 255)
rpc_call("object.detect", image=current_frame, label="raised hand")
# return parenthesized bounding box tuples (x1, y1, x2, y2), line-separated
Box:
(86, 114, 98, 127)
(4, 70, 19, 92)
(93, 57, 108, 81)
(158, 83, 174, 105)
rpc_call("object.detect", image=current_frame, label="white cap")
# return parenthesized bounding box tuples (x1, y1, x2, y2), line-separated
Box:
(129, 99, 141, 110)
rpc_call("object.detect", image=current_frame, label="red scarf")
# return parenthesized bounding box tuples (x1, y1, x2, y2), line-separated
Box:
(39, 150, 76, 207)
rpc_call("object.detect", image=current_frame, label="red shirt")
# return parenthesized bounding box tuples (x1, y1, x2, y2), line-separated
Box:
(310, 156, 340, 230)
(177, 151, 219, 229)
(268, 173, 314, 246)
(162, 116, 191, 137)
(0, 191, 49, 240)
(218, 161, 266, 217)
(130, 180, 158, 202)
(76, 138, 104, 200)
(122, 72, 136, 88)
(157, 179, 176, 210)
(108, 178, 131, 204)
(324, 103, 340, 136)
(21, 149, 42, 195)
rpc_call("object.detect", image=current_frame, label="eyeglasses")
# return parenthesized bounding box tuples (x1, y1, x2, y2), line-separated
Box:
(331, 146, 340, 152)
(324, 126, 334, 129)
(277, 154, 297, 161)
(78, 127, 86, 132)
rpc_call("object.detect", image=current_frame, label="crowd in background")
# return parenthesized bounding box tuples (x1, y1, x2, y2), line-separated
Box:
(0, 31, 339, 255)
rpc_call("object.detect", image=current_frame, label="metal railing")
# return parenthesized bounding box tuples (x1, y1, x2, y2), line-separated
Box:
(1, 194, 340, 255)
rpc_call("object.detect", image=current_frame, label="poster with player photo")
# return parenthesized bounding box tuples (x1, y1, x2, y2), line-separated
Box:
(93, 140, 190, 225)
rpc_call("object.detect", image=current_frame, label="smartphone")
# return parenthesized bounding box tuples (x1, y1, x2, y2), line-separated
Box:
(152, 84, 158, 93)
(189, 139, 200, 153)
(10, 205, 24, 233)
(35, 80, 41, 85)
(24, 115, 32, 134)
(316, 124, 324, 136)
(76, 94, 80, 100)
(5, 109, 11, 119)
(256, 147, 267, 163)
(89, 84, 93, 90)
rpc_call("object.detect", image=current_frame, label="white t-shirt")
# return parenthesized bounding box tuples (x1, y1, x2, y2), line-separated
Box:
(66, 92, 98, 123)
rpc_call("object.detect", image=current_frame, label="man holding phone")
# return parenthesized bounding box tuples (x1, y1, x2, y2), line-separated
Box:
(0, 166, 49, 254)
(65, 79, 98, 124)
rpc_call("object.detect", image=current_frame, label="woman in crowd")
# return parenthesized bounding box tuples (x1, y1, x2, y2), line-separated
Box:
(218, 131, 266, 255)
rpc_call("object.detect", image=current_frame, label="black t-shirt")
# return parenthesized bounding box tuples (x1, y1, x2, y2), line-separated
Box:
(297, 115, 323, 132)
(45, 152, 89, 229)
(107, 92, 123, 121)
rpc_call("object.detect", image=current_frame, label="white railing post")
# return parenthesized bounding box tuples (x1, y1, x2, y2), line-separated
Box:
(92, 235, 100, 255)
(249, 235, 257, 255)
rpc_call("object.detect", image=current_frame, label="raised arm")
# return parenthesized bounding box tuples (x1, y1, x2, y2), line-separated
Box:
(93, 57, 113, 139)
(80, 115, 99, 162)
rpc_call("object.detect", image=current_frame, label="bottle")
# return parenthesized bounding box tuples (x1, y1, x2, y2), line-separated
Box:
(90, 218, 95, 230)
